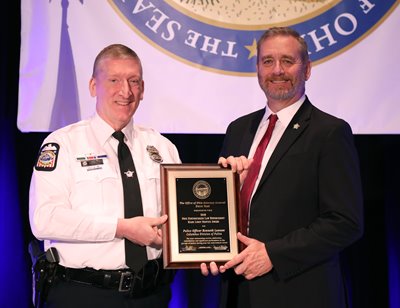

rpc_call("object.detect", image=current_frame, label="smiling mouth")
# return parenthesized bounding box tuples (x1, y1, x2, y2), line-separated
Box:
(270, 79, 288, 84)
(115, 101, 131, 106)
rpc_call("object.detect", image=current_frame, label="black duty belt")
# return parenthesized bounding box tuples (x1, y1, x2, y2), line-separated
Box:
(55, 258, 174, 297)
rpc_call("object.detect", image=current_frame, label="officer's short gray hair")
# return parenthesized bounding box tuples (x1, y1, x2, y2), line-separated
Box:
(92, 44, 143, 77)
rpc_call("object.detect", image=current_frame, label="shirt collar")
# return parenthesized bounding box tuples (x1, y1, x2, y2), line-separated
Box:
(261, 95, 306, 128)
(120, 120, 134, 146)
(91, 112, 135, 146)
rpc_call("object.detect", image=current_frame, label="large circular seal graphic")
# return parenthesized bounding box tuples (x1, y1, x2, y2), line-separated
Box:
(192, 180, 211, 200)
(109, 0, 398, 75)
(167, 0, 338, 27)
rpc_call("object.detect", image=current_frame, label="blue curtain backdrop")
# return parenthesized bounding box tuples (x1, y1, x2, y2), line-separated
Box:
(0, 2, 30, 306)
(1, 1, 399, 307)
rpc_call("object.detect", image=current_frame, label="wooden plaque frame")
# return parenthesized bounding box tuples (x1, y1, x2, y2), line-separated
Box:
(160, 164, 241, 269)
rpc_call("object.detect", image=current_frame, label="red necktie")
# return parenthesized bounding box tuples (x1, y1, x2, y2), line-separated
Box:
(240, 114, 278, 237)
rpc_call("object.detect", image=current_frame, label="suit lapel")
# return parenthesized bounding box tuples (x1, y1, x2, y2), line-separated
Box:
(257, 99, 313, 187)
(240, 108, 265, 156)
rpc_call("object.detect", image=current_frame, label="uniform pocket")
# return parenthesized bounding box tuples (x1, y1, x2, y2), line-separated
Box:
(71, 162, 119, 213)
(141, 165, 162, 217)
(74, 162, 118, 183)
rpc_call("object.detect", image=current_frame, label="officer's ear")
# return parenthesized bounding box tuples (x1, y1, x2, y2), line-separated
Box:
(89, 77, 96, 97)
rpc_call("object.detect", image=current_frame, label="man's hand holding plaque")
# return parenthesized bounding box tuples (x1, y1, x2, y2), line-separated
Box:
(199, 156, 275, 280)
(161, 156, 251, 269)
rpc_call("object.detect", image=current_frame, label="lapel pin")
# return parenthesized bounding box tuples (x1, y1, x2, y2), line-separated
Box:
(293, 123, 300, 130)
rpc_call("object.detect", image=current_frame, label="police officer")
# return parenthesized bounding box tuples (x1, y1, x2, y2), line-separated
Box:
(29, 44, 181, 307)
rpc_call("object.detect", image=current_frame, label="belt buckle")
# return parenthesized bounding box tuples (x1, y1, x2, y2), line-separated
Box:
(118, 271, 133, 292)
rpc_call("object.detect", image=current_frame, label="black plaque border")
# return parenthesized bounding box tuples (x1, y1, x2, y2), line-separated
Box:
(161, 164, 241, 269)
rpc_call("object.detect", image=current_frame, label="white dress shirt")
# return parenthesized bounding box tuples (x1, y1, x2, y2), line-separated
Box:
(29, 113, 181, 270)
(247, 95, 306, 206)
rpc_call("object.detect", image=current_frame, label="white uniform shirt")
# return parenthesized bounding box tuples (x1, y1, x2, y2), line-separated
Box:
(29, 113, 181, 270)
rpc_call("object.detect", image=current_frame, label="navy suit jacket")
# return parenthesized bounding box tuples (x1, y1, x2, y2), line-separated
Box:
(219, 98, 363, 308)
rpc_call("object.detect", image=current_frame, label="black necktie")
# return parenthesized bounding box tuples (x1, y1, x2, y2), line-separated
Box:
(112, 131, 147, 272)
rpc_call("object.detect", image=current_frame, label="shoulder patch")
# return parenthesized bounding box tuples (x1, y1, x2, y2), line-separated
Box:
(35, 143, 60, 171)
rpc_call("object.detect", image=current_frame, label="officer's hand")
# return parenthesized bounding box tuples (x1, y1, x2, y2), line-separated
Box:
(116, 215, 168, 249)
(200, 261, 222, 276)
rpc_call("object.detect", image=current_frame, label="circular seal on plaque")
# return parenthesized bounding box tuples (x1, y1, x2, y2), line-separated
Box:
(192, 180, 211, 200)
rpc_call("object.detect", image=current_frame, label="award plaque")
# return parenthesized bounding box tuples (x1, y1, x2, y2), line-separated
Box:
(161, 164, 241, 269)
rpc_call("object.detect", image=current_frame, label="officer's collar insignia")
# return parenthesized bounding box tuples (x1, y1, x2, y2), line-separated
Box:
(35, 143, 60, 172)
(146, 145, 163, 163)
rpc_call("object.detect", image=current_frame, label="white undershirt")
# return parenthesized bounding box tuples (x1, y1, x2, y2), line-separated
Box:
(247, 95, 306, 203)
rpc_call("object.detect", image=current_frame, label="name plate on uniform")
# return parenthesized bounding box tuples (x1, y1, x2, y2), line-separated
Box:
(160, 164, 240, 269)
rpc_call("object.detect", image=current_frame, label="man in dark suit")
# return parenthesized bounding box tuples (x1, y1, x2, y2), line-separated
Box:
(201, 27, 363, 308)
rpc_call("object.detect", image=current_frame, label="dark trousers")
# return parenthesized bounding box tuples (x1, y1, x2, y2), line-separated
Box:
(45, 279, 172, 308)
(219, 270, 250, 308)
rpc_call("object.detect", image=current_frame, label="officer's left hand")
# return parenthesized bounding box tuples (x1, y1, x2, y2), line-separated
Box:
(220, 232, 273, 280)
(116, 215, 168, 249)
(200, 261, 221, 276)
